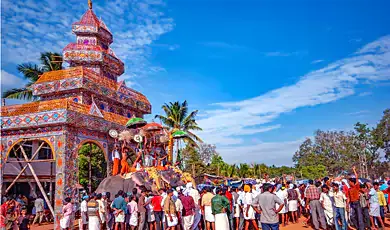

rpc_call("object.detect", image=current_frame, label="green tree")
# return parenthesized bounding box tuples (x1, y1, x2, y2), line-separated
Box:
(78, 143, 107, 192)
(293, 131, 359, 176)
(293, 138, 322, 167)
(2, 52, 63, 100)
(354, 122, 382, 178)
(155, 101, 203, 161)
(182, 145, 207, 177)
(373, 109, 390, 160)
(299, 165, 328, 179)
(209, 154, 226, 176)
(237, 163, 250, 178)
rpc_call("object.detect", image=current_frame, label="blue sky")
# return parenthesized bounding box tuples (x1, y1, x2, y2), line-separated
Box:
(2, 0, 390, 165)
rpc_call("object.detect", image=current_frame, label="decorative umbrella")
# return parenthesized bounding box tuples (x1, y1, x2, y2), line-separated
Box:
(171, 130, 188, 139)
(126, 117, 147, 129)
(142, 122, 163, 132)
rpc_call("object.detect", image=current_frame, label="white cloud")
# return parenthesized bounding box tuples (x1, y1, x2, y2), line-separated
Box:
(346, 110, 369, 116)
(197, 35, 390, 163)
(219, 139, 304, 166)
(1, 0, 174, 82)
(311, 59, 324, 64)
(0, 70, 27, 92)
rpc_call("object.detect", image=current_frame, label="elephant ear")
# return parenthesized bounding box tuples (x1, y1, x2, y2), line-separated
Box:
(123, 178, 136, 194)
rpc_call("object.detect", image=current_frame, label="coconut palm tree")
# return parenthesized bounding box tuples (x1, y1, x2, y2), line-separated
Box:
(238, 163, 250, 178)
(2, 52, 63, 100)
(155, 101, 203, 162)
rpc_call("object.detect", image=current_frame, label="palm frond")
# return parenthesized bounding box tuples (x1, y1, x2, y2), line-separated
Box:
(182, 110, 199, 127)
(183, 136, 200, 148)
(187, 131, 203, 143)
(17, 63, 44, 82)
(40, 52, 63, 72)
(2, 88, 36, 101)
(155, 115, 175, 128)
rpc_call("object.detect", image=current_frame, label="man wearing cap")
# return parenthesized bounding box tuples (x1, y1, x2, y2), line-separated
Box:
(164, 189, 178, 230)
(81, 195, 89, 230)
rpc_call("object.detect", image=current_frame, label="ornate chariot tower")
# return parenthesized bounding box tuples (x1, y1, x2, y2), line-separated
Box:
(0, 1, 151, 228)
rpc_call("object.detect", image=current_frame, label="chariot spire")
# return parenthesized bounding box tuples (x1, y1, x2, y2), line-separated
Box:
(88, 0, 92, 9)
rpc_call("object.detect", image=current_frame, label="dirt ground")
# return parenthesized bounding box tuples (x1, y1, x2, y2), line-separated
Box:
(30, 215, 390, 230)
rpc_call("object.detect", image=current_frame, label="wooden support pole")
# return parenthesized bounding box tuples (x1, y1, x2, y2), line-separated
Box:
(5, 166, 29, 194)
(88, 143, 92, 193)
(20, 145, 55, 217)
(7, 159, 55, 163)
(50, 160, 53, 203)
(5, 142, 45, 194)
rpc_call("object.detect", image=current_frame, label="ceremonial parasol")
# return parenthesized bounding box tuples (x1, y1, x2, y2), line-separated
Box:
(171, 130, 188, 139)
(126, 117, 147, 129)
(142, 122, 163, 132)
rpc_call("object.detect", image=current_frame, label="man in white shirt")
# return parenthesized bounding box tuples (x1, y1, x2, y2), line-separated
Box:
(32, 195, 45, 225)
(97, 193, 107, 229)
(329, 182, 347, 230)
(186, 183, 201, 230)
(81, 195, 89, 230)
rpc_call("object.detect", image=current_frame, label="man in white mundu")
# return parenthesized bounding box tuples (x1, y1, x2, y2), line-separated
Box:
(201, 187, 215, 230)
(211, 187, 231, 229)
(186, 183, 201, 230)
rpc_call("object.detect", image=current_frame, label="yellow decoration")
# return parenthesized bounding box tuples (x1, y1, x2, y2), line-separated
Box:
(167, 133, 173, 162)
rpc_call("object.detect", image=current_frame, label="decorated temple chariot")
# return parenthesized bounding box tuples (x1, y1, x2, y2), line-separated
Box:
(0, 0, 194, 228)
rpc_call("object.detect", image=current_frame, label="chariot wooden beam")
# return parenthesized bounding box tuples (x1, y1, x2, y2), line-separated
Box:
(20, 143, 55, 217)
(5, 142, 46, 194)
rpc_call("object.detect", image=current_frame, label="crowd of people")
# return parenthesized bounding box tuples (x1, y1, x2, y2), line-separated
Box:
(0, 194, 51, 229)
(56, 167, 389, 230)
(1, 166, 389, 230)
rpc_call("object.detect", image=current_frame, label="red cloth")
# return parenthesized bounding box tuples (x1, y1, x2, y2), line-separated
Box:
(342, 185, 349, 195)
(0, 203, 8, 228)
(225, 191, 233, 211)
(383, 187, 390, 203)
(347, 183, 360, 202)
(151, 195, 163, 212)
(179, 195, 195, 217)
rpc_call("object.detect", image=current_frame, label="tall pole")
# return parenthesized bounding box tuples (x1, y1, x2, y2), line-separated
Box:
(88, 143, 92, 193)
(50, 160, 53, 203)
